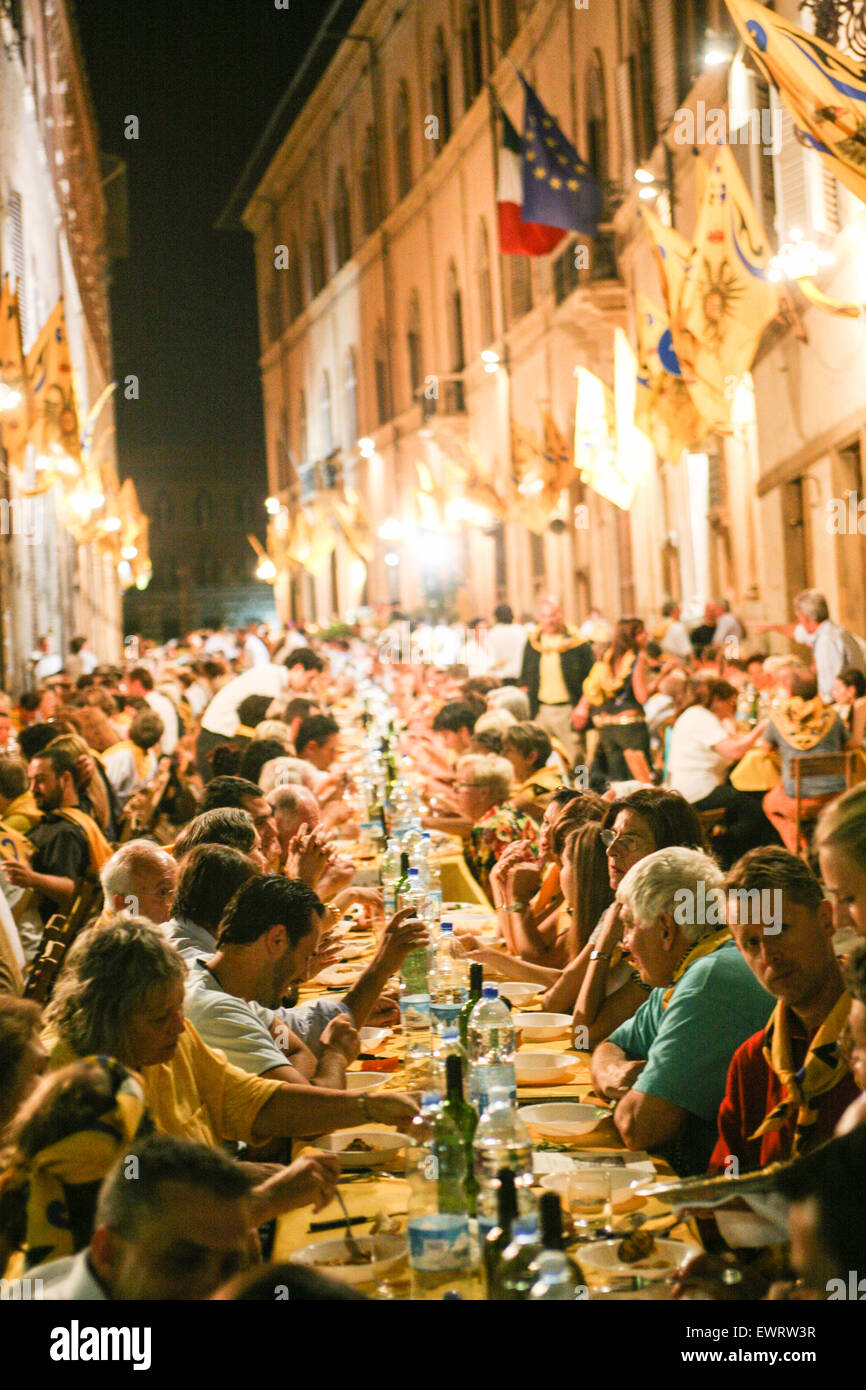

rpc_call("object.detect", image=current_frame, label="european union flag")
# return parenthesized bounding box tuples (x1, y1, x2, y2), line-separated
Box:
(520, 77, 602, 238)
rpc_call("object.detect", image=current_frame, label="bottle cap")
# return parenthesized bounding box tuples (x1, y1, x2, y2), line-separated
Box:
(482, 984, 499, 999)
(408, 868, 419, 879)
(440, 921, 453, 934)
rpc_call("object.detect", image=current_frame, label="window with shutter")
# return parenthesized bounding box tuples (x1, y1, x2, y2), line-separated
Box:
(6, 190, 28, 347)
(772, 89, 839, 243)
(615, 59, 636, 186)
(651, 0, 678, 133)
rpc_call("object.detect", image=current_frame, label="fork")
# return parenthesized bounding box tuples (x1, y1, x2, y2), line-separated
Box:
(334, 1188, 366, 1261)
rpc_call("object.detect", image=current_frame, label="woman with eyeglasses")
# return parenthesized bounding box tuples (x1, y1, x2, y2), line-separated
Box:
(459, 788, 707, 1046)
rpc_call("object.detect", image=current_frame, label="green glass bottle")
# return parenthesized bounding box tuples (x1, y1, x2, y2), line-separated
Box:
(496, 1192, 562, 1301)
(394, 851, 411, 904)
(459, 962, 484, 1050)
(483, 1168, 518, 1299)
(442, 1054, 478, 1217)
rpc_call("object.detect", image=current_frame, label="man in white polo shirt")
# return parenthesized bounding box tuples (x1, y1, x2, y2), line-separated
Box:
(196, 648, 325, 779)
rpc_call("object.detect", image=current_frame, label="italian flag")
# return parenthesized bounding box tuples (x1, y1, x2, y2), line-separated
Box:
(497, 109, 565, 257)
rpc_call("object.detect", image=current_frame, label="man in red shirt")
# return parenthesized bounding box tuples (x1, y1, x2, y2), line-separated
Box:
(709, 847, 858, 1174)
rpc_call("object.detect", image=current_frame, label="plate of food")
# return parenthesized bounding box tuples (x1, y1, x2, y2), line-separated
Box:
(289, 1233, 408, 1286)
(358, 1027, 392, 1050)
(316, 963, 362, 987)
(336, 942, 369, 961)
(311, 1128, 407, 1169)
(577, 1234, 699, 1281)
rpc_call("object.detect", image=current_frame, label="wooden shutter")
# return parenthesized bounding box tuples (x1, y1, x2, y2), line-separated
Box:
(772, 88, 840, 242)
(6, 190, 27, 346)
(615, 58, 636, 185)
(651, 0, 678, 132)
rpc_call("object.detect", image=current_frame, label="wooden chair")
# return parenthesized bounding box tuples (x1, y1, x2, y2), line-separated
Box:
(793, 752, 859, 859)
(698, 807, 727, 843)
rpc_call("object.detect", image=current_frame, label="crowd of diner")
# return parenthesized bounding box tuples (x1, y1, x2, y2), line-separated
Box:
(0, 585, 865, 1301)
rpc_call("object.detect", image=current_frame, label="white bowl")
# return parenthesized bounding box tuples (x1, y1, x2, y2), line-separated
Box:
(497, 982, 542, 1005)
(344, 1072, 388, 1093)
(512, 1011, 572, 1041)
(540, 1162, 656, 1209)
(311, 1128, 407, 1169)
(514, 1052, 578, 1086)
(336, 942, 368, 961)
(520, 1102, 607, 1139)
(577, 1237, 699, 1281)
(289, 1232, 408, 1286)
(359, 1027, 391, 1050)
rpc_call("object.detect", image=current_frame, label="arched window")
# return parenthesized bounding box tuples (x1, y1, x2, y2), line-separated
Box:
(309, 205, 326, 296)
(288, 233, 304, 319)
(431, 28, 451, 146)
(394, 81, 412, 200)
(586, 52, 610, 214)
(298, 391, 308, 466)
(333, 167, 352, 268)
(462, 1, 486, 109)
(500, 0, 519, 50)
(320, 372, 334, 456)
(361, 126, 379, 235)
(344, 347, 358, 446)
(446, 260, 465, 373)
(476, 219, 494, 347)
(373, 320, 390, 426)
(407, 291, 423, 402)
(194, 489, 213, 528)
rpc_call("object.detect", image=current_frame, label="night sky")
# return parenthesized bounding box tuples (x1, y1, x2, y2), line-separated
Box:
(73, 0, 357, 486)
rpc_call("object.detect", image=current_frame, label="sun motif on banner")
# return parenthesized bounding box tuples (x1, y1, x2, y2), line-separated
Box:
(698, 257, 745, 343)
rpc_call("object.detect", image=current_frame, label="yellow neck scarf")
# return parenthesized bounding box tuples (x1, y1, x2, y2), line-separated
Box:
(583, 650, 636, 707)
(662, 929, 731, 1010)
(0, 1060, 151, 1274)
(770, 696, 837, 750)
(3, 791, 42, 825)
(750, 993, 852, 1157)
(54, 807, 114, 871)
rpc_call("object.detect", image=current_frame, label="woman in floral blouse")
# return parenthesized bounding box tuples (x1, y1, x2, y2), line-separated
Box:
(455, 754, 538, 901)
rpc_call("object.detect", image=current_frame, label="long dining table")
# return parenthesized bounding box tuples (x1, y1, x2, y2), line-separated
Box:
(273, 866, 702, 1298)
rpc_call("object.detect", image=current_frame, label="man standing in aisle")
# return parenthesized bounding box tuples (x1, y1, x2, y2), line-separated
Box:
(519, 594, 594, 769)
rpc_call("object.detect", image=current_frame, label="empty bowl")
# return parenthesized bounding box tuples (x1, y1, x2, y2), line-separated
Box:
(514, 1052, 578, 1086)
(512, 1011, 572, 1041)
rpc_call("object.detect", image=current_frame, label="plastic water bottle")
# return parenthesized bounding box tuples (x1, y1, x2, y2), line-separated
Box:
(472, 1089, 534, 1239)
(399, 868, 430, 994)
(429, 923, 467, 1036)
(529, 1251, 585, 1301)
(427, 859, 443, 921)
(402, 814, 423, 862)
(410, 828, 431, 888)
(466, 985, 517, 1112)
(430, 1027, 467, 1096)
(399, 992, 434, 1092)
(381, 837, 401, 917)
(406, 1094, 475, 1300)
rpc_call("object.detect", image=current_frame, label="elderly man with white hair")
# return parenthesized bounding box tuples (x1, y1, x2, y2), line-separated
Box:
(590, 847, 773, 1174)
(99, 840, 178, 925)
